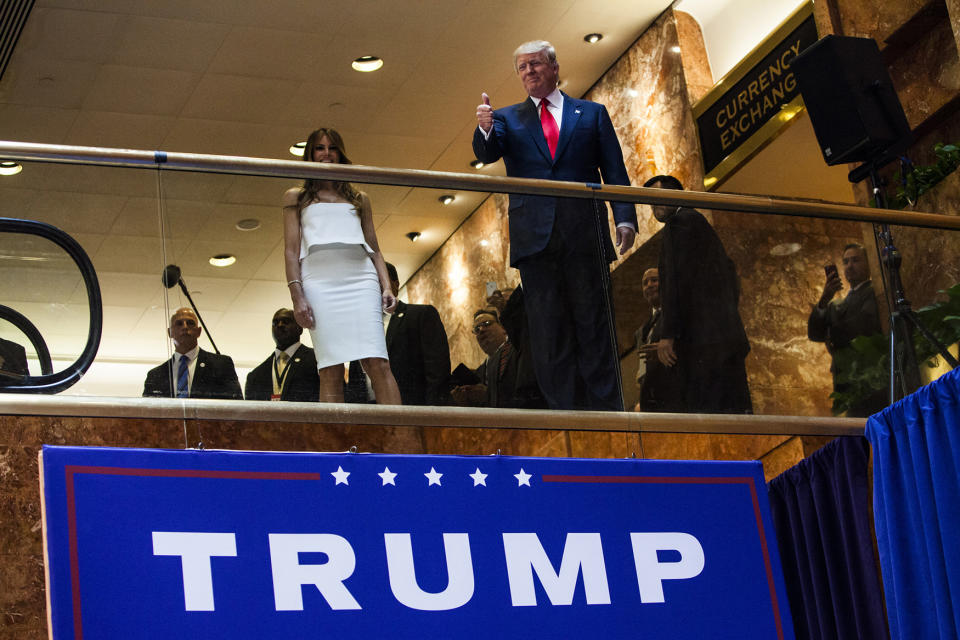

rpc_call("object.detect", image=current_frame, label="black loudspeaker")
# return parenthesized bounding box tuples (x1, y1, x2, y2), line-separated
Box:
(791, 35, 912, 166)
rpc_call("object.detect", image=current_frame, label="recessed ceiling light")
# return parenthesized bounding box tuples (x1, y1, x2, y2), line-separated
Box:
(584, 33, 603, 44)
(470, 159, 485, 169)
(209, 254, 236, 267)
(235, 218, 261, 231)
(289, 141, 306, 157)
(405, 231, 421, 242)
(0, 161, 23, 176)
(352, 56, 383, 72)
(439, 195, 455, 205)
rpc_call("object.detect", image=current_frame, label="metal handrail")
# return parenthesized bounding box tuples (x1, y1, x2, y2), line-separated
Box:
(1, 140, 959, 230)
(0, 218, 102, 394)
(0, 393, 867, 437)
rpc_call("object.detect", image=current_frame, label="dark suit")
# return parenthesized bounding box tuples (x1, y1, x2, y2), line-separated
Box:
(475, 340, 546, 409)
(472, 92, 637, 411)
(386, 300, 451, 405)
(0, 338, 29, 377)
(143, 349, 243, 400)
(244, 344, 318, 402)
(635, 310, 683, 413)
(658, 207, 752, 414)
(807, 280, 884, 416)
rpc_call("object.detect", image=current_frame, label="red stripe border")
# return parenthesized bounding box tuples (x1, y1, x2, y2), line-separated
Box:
(64, 466, 322, 640)
(541, 474, 784, 640)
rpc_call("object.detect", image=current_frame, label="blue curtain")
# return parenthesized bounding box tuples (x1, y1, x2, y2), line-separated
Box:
(768, 437, 889, 639)
(867, 366, 960, 640)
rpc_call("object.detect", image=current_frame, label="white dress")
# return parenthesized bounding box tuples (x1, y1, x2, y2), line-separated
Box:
(299, 202, 388, 369)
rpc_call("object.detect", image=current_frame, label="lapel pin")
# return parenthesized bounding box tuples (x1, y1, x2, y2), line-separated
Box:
(294, 357, 301, 363)
(199, 362, 206, 368)
(575, 108, 581, 114)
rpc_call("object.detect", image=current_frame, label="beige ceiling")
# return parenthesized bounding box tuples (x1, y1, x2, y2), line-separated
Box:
(0, 0, 671, 385)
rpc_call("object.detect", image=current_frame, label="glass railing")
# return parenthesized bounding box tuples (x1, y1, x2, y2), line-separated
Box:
(0, 142, 957, 421)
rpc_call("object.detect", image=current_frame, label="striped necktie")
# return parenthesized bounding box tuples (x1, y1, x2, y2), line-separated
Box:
(176, 355, 190, 398)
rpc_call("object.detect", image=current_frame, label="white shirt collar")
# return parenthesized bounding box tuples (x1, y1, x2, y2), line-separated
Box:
(530, 87, 563, 109)
(174, 345, 200, 363)
(275, 342, 301, 359)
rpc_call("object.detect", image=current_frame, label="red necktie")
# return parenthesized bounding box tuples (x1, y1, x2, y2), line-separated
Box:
(540, 98, 559, 158)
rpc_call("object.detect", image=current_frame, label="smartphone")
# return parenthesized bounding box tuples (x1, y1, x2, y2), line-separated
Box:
(824, 264, 839, 279)
(485, 281, 497, 297)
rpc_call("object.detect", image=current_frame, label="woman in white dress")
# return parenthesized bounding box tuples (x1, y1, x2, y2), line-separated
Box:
(282, 128, 402, 404)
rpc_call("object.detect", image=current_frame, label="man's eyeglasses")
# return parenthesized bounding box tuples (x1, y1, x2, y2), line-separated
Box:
(472, 320, 494, 334)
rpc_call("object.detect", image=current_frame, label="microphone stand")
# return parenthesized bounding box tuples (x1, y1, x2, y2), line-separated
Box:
(174, 279, 221, 355)
(163, 265, 221, 355)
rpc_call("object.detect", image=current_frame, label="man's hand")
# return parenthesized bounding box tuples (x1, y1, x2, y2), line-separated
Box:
(637, 343, 659, 362)
(818, 268, 843, 308)
(616, 226, 636, 255)
(451, 383, 488, 407)
(477, 93, 493, 134)
(486, 289, 506, 314)
(657, 338, 677, 367)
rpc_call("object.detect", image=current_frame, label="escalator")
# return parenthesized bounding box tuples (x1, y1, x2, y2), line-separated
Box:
(0, 218, 101, 394)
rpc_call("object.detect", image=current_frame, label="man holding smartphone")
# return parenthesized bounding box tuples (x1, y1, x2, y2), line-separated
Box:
(807, 243, 884, 416)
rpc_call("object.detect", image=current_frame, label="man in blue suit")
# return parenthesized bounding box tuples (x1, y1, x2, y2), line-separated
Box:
(473, 40, 637, 411)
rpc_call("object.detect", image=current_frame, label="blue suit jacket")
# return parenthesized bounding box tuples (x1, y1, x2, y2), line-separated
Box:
(472, 92, 637, 265)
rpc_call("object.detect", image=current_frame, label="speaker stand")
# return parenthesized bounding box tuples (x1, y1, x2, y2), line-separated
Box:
(853, 161, 959, 403)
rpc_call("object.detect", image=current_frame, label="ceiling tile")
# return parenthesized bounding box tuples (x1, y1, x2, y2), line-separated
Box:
(16, 8, 124, 64)
(207, 27, 332, 81)
(0, 104, 78, 144)
(109, 196, 214, 240)
(250, 241, 284, 281)
(180, 74, 299, 124)
(28, 191, 127, 234)
(279, 83, 385, 131)
(37, 163, 157, 197)
(223, 175, 297, 206)
(0, 57, 100, 109)
(160, 274, 246, 313)
(228, 279, 292, 313)
(176, 237, 275, 281)
(82, 65, 201, 116)
(79, 272, 165, 308)
(92, 235, 165, 274)
(197, 203, 283, 244)
(108, 15, 231, 73)
(0, 186, 40, 218)
(64, 111, 176, 149)
(160, 119, 293, 157)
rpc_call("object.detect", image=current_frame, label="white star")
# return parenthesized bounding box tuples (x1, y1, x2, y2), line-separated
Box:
(331, 466, 350, 485)
(425, 467, 443, 486)
(379, 467, 397, 486)
(469, 468, 488, 486)
(514, 468, 532, 487)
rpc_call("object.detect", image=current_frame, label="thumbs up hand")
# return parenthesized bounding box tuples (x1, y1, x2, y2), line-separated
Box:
(476, 92, 493, 133)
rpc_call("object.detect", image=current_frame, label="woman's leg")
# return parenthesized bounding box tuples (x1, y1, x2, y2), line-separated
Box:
(317, 364, 345, 403)
(360, 357, 402, 405)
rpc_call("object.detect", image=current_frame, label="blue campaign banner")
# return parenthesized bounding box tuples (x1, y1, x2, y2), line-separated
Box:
(41, 445, 794, 639)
